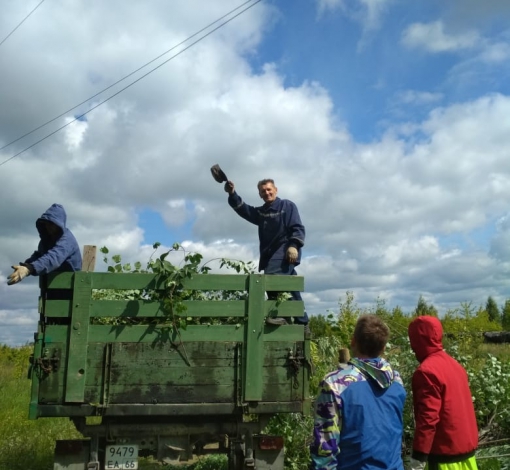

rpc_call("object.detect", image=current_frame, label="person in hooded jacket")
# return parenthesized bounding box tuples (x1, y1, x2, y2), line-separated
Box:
(7, 203, 82, 285)
(224, 178, 308, 325)
(408, 316, 479, 470)
(310, 314, 406, 470)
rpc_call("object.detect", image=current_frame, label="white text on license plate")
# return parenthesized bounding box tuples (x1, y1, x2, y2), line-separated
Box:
(105, 444, 138, 469)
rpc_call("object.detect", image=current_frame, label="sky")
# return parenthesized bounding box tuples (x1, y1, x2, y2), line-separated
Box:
(1, 0, 510, 345)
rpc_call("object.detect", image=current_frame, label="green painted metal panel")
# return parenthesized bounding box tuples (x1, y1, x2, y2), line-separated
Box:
(65, 272, 92, 403)
(244, 274, 265, 401)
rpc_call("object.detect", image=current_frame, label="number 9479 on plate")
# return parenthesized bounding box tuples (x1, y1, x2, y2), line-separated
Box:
(105, 444, 138, 469)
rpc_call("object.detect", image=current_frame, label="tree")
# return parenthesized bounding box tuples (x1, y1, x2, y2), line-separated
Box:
(414, 295, 438, 317)
(502, 299, 510, 330)
(486, 296, 501, 324)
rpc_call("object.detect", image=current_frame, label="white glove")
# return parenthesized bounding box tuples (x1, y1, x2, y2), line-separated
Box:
(286, 246, 298, 264)
(409, 458, 426, 470)
(7, 265, 30, 285)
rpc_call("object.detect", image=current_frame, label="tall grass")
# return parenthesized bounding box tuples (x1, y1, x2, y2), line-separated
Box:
(0, 345, 228, 470)
(0, 345, 81, 470)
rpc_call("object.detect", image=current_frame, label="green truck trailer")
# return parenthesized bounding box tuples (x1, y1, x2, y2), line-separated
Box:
(28, 271, 311, 469)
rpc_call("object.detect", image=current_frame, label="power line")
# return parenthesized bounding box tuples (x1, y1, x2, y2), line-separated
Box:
(0, 0, 47, 48)
(0, 0, 260, 154)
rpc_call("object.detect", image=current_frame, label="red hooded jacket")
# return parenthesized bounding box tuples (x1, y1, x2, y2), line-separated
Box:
(408, 316, 478, 463)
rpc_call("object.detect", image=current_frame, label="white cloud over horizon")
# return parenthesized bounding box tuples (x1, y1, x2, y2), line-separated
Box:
(1, 0, 510, 345)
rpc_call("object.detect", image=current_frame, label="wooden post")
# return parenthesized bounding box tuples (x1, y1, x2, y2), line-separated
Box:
(82, 245, 97, 272)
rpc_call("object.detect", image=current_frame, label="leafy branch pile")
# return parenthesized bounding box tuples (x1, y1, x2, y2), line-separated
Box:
(93, 242, 257, 328)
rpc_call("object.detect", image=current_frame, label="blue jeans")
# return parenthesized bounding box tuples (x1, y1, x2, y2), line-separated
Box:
(264, 259, 309, 325)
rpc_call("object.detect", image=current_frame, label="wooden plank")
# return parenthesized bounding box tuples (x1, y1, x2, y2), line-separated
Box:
(44, 300, 72, 317)
(89, 299, 246, 318)
(65, 272, 92, 403)
(85, 341, 237, 363)
(262, 325, 306, 341)
(97, 365, 236, 386)
(46, 272, 298, 292)
(82, 245, 97, 272)
(244, 274, 265, 401)
(103, 384, 235, 404)
(90, 273, 248, 291)
(262, 382, 303, 402)
(264, 300, 305, 318)
(45, 299, 303, 319)
(182, 274, 249, 291)
(265, 275, 304, 292)
(44, 324, 304, 343)
(46, 272, 74, 289)
(94, 325, 245, 343)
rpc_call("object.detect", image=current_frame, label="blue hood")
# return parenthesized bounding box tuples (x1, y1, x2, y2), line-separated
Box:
(36, 203, 67, 235)
(26, 203, 82, 274)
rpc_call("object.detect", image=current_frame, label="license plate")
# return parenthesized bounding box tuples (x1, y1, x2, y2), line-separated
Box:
(105, 444, 138, 469)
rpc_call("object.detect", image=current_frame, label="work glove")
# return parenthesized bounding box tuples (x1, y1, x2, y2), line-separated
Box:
(7, 265, 30, 285)
(286, 246, 298, 264)
(224, 181, 234, 194)
(409, 458, 426, 470)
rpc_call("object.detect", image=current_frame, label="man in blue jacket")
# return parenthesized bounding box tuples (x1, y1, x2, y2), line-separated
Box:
(310, 315, 406, 470)
(225, 178, 308, 325)
(7, 203, 82, 285)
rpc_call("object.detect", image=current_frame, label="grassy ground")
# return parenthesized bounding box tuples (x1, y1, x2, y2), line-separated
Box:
(0, 346, 81, 470)
(478, 342, 510, 359)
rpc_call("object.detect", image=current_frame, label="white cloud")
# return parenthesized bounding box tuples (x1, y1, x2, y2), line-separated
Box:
(478, 41, 510, 63)
(394, 90, 443, 106)
(402, 20, 480, 52)
(316, 0, 344, 16)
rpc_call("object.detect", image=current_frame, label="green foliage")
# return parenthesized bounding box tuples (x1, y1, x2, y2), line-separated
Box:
(502, 300, 510, 330)
(414, 295, 438, 317)
(264, 413, 313, 470)
(309, 314, 335, 338)
(466, 354, 510, 438)
(486, 296, 501, 325)
(334, 291, 363, 347)
(95, 242, 257, 328)
(442, 303, 502, 356)
(309, 335, 344, 395)
(477, 445, 510, 470)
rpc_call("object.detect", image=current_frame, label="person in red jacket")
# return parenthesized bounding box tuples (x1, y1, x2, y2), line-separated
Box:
(408, 316, 479, 470)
